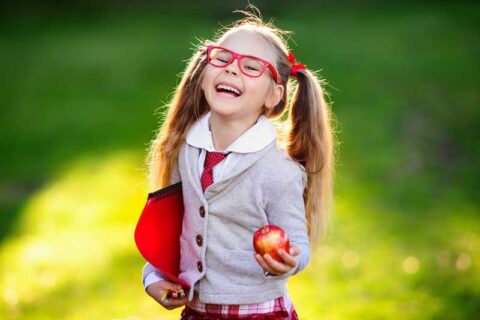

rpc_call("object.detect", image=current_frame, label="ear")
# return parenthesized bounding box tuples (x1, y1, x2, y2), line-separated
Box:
(265, 83, 285, 109)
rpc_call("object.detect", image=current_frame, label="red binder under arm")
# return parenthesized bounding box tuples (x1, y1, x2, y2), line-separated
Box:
(134, 182, 190, 288)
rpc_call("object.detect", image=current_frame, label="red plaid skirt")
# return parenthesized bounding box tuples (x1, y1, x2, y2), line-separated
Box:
(180, 305, 299, 320)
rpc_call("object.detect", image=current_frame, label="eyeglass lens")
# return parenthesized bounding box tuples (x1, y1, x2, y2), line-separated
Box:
(208, 47, 265, 77)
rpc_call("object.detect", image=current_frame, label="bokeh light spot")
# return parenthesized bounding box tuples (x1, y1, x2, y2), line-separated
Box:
(402, 256, 420, 274)
(455, 252, 471, 271)
(342, 250, 360, 269)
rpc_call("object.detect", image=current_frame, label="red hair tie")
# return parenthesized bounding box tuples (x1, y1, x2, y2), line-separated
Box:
(288, 52, 306, 78)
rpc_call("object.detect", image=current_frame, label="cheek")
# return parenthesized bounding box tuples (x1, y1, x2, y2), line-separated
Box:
(202, 67, 215, 88)
(245, 79, 271, 101)
(201, 71, 213, 92)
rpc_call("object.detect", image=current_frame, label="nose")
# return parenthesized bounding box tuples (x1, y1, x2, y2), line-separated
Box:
(224, 57, 241, 77)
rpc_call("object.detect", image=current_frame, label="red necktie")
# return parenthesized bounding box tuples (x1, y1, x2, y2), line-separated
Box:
(201, 151, 228, 191)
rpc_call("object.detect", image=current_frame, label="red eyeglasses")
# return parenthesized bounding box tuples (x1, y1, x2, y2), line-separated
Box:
(206, 45, 281, 84)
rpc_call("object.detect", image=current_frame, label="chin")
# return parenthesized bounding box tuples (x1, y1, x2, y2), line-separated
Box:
(207, 98, 242, 117)
(209, 107, 239, 119)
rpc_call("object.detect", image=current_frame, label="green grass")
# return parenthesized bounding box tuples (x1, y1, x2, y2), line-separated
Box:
(1, 2, 479, 319)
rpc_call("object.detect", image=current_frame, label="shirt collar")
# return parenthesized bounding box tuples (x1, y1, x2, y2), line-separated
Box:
(186, 112, 276, 153)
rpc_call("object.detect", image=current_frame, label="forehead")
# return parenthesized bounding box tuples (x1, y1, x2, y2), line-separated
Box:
(217, 31, 276, 63)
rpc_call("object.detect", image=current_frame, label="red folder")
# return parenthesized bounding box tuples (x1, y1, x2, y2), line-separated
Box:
(134, 182, 190, 288)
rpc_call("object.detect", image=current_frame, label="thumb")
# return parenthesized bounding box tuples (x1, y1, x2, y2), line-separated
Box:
(289, 245, 301, 256)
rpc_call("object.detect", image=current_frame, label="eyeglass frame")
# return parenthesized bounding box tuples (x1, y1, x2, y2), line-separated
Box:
(205, 45, 281, 84)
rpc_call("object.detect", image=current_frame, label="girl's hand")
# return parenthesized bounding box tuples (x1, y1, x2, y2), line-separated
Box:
(146, 280, 188, 310)
(255, 245, 301, 276)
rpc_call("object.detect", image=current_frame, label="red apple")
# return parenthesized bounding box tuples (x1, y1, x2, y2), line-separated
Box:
(253, 225, 290, 263)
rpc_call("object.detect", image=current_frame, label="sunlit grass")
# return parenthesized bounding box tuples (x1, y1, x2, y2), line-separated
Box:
(0, 151, 182, 319)
(0, 152, 478, 319)
(289, 191, 479, 320)
(0, 2, 479, 319)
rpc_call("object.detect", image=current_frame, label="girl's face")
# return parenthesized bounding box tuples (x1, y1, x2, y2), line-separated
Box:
(201, 31, 284, 125)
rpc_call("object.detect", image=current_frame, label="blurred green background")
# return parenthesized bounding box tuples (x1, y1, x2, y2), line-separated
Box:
(1, 1, 479, 319)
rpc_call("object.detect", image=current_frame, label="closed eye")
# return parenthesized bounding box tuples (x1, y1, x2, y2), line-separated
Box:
(245, 65, 260, 71)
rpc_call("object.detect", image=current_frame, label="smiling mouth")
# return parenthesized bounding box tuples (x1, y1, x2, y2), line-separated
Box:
(215, 84, 243, 97)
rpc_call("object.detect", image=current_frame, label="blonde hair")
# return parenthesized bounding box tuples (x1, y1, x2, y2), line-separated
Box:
(146, 7, 338, 247)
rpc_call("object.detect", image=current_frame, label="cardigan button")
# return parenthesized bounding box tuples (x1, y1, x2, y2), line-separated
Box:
(199, 206, 205, 218)
(197, 261, 203, 272)
(196, 235, 203, 246)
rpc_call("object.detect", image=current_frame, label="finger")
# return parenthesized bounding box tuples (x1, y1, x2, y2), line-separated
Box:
(264, 254, 290, 274)
(158, 283, 184, 301)
(163, 296, 188, 310)
(278, 249, 298, 268)
(160, 289, 188, 307)
(153, 282, 183, 304)
(289, 245, 301, 256)
(255, 254, 274, 274)
(160, 281, 183, 292)
(175, 289, 186, 299)
(163, 288, 187, 302)
(169, 288, 186, 300)
(168, 296, 189, 307)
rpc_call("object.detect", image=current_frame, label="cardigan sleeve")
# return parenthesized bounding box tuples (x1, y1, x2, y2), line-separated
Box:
(142, 262, 166, 291)
(264, 169, 311, 279)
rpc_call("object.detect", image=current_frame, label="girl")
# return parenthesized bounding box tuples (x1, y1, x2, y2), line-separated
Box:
(142, 8, 335, 320)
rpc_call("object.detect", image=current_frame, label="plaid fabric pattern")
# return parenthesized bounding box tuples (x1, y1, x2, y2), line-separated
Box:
(180, 294, 298, 320)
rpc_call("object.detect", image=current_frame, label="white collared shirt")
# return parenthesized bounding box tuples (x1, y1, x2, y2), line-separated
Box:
(186, 112, 277, 181)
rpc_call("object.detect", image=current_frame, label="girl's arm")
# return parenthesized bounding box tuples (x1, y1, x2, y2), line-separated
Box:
(142, 262, 188, 309)
(260, 169, 311, 278)
(142, 262, 166, 291)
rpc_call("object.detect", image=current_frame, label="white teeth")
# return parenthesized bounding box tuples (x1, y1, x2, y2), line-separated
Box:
(216, 84, 241, 96)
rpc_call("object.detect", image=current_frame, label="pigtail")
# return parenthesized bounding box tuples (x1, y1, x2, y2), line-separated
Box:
(287, 69, 336, 247)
